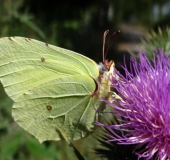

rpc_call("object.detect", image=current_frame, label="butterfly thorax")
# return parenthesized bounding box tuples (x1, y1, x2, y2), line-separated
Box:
(91, 61, 114, 116)
(98, 61, 114, 98)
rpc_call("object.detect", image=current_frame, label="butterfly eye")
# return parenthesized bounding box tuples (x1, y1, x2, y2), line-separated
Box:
(46, 105, 52, 111)
(98, 63, 107, 72)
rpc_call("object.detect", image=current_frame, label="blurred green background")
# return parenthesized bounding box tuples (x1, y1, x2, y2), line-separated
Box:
(0, 0, 170, 160)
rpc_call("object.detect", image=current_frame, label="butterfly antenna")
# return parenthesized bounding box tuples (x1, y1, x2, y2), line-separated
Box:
(102, 30, 109, 63)
(104, 30, 120, 62)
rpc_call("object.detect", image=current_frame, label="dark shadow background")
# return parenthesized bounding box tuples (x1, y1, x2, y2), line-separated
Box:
(0, 0, 170, 159)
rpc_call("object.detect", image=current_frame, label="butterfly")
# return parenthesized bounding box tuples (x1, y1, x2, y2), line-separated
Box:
(0, 30, 119, 143)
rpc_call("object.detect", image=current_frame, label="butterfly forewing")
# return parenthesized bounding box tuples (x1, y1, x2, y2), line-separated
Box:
(0, 37, 99, 100)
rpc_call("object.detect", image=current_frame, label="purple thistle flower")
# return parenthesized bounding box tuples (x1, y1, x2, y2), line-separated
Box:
(96, 50, 170, 160)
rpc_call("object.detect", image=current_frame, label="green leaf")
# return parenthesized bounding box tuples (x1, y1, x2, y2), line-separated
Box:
(0, 130, 24, 160)
(141, 27, 170, 57)
(26, 138, 56, 159)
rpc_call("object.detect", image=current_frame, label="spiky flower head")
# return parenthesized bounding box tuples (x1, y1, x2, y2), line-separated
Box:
(96, 50, 170, 160)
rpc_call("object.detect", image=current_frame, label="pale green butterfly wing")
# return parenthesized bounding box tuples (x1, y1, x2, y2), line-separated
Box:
(0, 37, 100, 143)
(13, 75, 99, 142)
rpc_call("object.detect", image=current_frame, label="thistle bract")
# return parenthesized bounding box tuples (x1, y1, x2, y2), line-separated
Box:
(96, 50, 170, 160)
